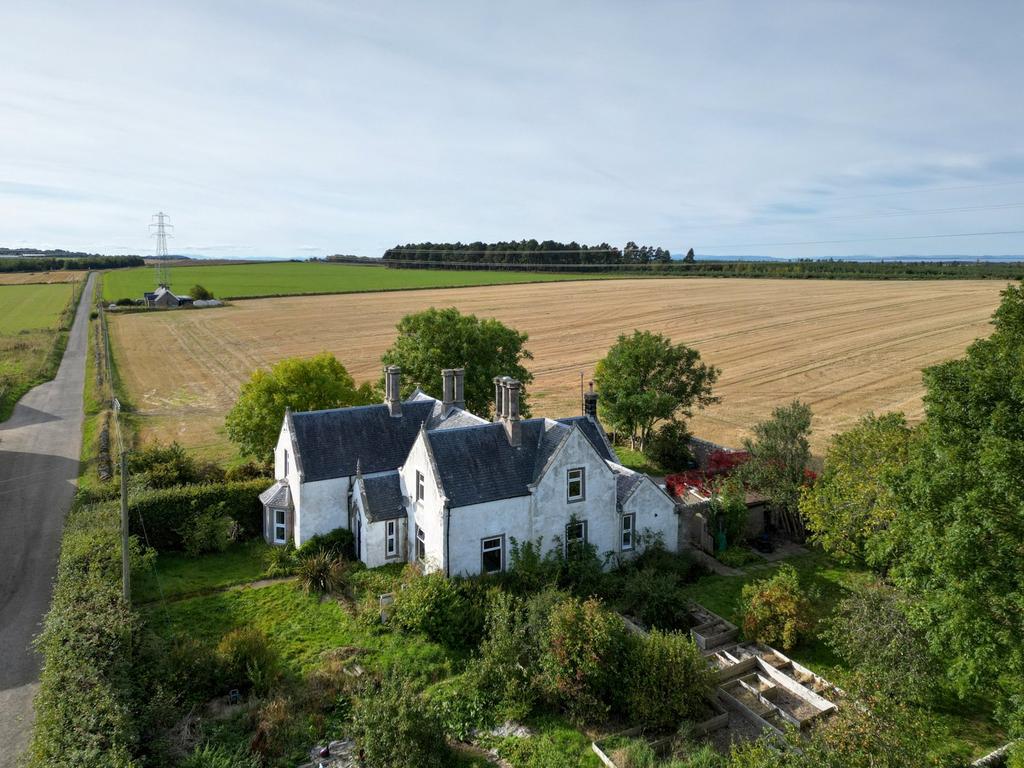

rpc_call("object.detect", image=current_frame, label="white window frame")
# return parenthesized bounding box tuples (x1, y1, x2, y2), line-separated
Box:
(416, 470, 425, 501)
(273, 508, 287, 544)
(480, 535, 504, 574)
(386, 520, 398, 558)
(567, 467, 586, 502)
(415, 524, 426, 561)
(565, 519, 588, 554)
(621, 513, 636, 551)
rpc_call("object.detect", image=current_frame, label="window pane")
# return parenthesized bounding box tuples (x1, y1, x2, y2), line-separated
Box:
(482, 548, 502, 573)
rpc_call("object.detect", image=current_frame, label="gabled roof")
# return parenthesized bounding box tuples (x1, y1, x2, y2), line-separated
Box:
(289, 399, 437, 482)
(425, 419, 576, 508)
(359, 471, 406, 523)
(611, 465, 645, 509)
(288, 395, 480, 483)
(259, 480, 292, 509)
(556, 415, 618, 463)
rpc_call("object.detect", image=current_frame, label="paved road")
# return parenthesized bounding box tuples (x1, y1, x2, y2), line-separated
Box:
(0, 273, 94, 768)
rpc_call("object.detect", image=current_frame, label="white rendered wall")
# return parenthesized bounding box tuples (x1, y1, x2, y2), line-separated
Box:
(622, 478, 679, 553)
(445, 496, 531, 577)
(402, 433, 447, 573)
(295, 476, 349, 547)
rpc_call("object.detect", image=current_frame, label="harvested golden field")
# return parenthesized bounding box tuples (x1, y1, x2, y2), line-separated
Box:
(0, 270, 87, 285)
(108, 278, 1007, 462)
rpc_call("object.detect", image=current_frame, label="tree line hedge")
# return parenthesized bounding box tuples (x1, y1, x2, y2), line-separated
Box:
(128, 478, 269, 551)
(384, 240, 671, 265)
(0, 253, 144, 272)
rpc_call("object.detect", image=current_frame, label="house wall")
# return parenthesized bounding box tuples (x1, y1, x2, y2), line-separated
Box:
(446, 496, 532, 577)
(529, 428, 619, 559)
(622, 478, 679, 552)
(402, 433, 447, 572)
(350, 484, 408, 568)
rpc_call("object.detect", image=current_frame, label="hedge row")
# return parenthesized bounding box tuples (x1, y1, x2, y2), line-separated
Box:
(28, 496, 145, 767)
(128, 478, 270, 551)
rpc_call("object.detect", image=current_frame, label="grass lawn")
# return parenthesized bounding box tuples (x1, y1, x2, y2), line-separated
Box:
(102, 261, 617, 301)
(0, 282, 80, 420)
(133, 539, 274, 603)
(681, 551, 1007, 762)
(613, 445, 666, 476)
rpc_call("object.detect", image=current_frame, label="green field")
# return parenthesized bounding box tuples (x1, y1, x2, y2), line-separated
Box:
(0, 282, 80, 420)
(0, 282, 75, 333)
(102, 261, 614, 301)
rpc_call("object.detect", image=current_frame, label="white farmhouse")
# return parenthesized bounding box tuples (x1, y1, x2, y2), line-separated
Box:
(260, 366, 681, 576)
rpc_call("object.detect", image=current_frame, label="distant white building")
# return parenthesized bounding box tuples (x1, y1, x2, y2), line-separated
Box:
(260, 367, 681, 576)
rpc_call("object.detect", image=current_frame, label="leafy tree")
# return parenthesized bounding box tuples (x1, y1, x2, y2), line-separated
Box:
(889, 283, 1024, 734)
(189, 283, 214, 300)
(225, 352, 374, 461)
(710, 476, 749, 548)
(683, 247, 696, 263)
(740, 400, 812, 537)
(821, 581, 940, 704)
(352, 671, 449, 768)
(380, 307, 533, 417)
(646, 419, 694, 472)
(623, 630, 715, 730)
(594, 330, 719, 450)
(739, 564, 813, 651)
(800, 413, 910, 568)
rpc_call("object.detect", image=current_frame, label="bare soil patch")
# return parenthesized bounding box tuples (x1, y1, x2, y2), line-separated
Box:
(106, 278, 1006, 460)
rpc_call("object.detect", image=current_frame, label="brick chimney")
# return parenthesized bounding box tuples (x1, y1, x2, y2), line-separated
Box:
(583, 381, 598, 419)
(384, 365, 402, 417)
(493, 376, 505, 422)
(441, 368, 455, 411)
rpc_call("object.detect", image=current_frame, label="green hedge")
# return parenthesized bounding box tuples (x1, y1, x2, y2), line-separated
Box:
(28, 496, 144, 767)
(128, 478, 270, 551)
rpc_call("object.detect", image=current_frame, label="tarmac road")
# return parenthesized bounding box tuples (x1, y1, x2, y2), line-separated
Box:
(0, 273, 94, 767)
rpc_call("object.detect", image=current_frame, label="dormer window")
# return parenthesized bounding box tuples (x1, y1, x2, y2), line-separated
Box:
(567, 467, 585, 502)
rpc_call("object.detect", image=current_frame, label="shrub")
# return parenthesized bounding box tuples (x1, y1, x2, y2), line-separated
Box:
(647, 420, 694, 472)
(624, 630, 716, 730)
(181, 743, 260, 768)
(114, 297, 136, 306)
(1008, 742, 1024, 768)
(179, 502, 235, 556)
(263, 540, 296, 577)
(620, 567, 684, 628)
(296, 526, 355, 560)
(610, 739, 659, 768)
(249, 695, 304, 760)
(352, 672, 449, 768)
(167, 635, 223, 704)
(224, 460, 272, 482)
(710, 477, 749, 548)
(128, 479, 268, 550)
(296, 550, 349, 594)
(190, 284, 214, 301)
(216, 626, 280, 694)
(391, 570, 480, 648)
(128, 441, 224, 488)
(540, 597, 630, 723)
(717, 547, 759, 568)
(738, 564, 813, 650)
(427, 673, 492, 741)
(505, 536, 560, 593)
(473, 590, 547, 719)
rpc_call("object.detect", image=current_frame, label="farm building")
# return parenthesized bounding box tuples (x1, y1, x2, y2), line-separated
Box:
(143, 285, 192, 308)
(260, 367, 681, 576)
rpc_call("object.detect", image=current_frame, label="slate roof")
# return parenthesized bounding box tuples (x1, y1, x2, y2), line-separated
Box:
(360, 471, 406, 523)
(611, 465, 645, 509)
(556, 416, 618, 463)
(259, 480, 292, 509)
(290, 399, 438, 482)
(425, 419, 572, 508)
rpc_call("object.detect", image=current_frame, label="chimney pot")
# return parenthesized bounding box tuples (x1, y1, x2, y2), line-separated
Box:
(493, 376, 504, 421)
(583, 380, 598, 419)
(441, 368, 455, 410)
(453, 368, 465, 410)
(386, 366, 402, 417)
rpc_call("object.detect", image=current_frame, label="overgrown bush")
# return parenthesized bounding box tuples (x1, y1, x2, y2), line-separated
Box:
(646, 420, 694, 472)
(263, 540, 296, 577)
(178, 501, 235, 556)
(624, 630, 716, 730)
(128, 479, 268, 550)
(128, 441, 225, 488)
(296, 550, 349, 594)
(717, 547, 759, 568)
(391, 569, 481, 648)
(190, 284, 214, 301)
(181, 743, 260, 768)
(249, 695, 305, 760)
(296, 526, 355, 560)
(216, 626, 281, 694)
(352, 671, 449, 768)
(427, 673, 493, 741)
(620, 566, 684, 628)
(540, 596, 630, 723)
(738, 564, 813, 650)
(710, 477, 749, 548)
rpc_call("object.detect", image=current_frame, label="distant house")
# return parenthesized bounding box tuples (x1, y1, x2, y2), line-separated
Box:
(143, 286, 192, 308)
(260, 367, 683, 576)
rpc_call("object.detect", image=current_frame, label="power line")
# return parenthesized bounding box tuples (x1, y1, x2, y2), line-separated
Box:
(698, 229, 1024, 250)
(805, 178, 1024, 203)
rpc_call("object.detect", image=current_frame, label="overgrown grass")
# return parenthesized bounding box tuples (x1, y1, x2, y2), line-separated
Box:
(613, 445, 666, 475)
(0, 281, 82, 421)
(101, 261, 616, 301)
(133, 539, 275, 603)
(681, 551, 1007, 761)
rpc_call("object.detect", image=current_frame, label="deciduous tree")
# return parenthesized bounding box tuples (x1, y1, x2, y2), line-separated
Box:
(594, 330, 719, 451)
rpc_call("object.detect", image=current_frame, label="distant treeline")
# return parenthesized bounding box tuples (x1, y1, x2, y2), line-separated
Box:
(384, 240, 672, 265)
(0, 249, 145, 273)
(378, 242, 1024, 280)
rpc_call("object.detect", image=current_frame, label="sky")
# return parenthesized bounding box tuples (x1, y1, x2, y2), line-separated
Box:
(1, 0, 1023, 259)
